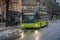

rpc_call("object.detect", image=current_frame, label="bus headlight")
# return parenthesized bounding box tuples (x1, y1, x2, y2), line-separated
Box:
(22, 25, 24, 26)
(35, 24, 38, 26)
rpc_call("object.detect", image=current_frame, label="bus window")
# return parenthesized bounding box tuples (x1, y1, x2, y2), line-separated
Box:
(22, 12, 37, 23)
(39, 14, 48, 20)
(22, 15, 37, 23)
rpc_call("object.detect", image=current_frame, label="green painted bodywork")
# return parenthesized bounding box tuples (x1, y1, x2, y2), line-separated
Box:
(40, 20, 47, 27)
(22, 21, 40, 28)
(22, 20, 48, 29)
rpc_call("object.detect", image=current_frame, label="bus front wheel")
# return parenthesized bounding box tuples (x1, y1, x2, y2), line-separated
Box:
(46, 22, 48, 27)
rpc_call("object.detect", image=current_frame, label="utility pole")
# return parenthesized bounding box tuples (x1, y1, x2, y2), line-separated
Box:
(5, 0, 10, 27)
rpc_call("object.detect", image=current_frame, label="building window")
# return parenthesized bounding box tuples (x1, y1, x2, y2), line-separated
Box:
(22, 6, 38, 12)
(9, 3, 17, 11)
(12, 4, 17, 11)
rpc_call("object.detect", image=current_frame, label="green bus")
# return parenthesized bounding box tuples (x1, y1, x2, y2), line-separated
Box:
(22, 12, 49, 29)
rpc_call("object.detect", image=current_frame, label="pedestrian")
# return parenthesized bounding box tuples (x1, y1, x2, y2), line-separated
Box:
(12, 15, 15, 26)
(53, 15, 56, 20)
(15, 17, 19, 25)
(51, 15, 53, 20)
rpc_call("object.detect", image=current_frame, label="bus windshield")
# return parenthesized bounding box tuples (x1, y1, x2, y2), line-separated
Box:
(22, 15, 37, 23)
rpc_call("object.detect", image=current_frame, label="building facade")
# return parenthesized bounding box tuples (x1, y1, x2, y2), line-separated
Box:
(0, 0, 58, 20)
(22, 0, 47, 14)
(0, 0, 22, 20)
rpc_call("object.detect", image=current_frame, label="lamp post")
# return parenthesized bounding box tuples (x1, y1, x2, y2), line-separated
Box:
(5, 0, 10, 27)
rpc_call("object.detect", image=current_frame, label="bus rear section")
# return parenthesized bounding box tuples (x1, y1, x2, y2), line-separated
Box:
(38, 12, 49, 27)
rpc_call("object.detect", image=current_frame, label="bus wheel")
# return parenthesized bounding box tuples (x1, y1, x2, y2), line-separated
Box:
(40, 23, 41, 27)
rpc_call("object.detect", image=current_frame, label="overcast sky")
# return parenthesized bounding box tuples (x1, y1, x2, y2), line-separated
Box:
(56, 0, 60, 3)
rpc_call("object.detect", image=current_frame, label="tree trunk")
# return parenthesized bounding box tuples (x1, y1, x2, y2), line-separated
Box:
(5, 0, 10, 27)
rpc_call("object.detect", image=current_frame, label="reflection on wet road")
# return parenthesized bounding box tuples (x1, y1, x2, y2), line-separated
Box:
(0, 20, 60, 40)
(14, 30, 41, 40)
(14, 20, 60, 40)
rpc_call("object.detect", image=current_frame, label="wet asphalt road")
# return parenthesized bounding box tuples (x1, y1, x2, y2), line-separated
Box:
(0, 20, 60, 40)
(14, 20, 60, 40)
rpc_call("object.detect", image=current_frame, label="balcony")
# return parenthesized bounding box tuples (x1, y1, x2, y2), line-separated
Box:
(22, 8, 38, 12)
(22, 0, 37, 2)
(10, 0, 20, 3)
(22, 2, 37, 6)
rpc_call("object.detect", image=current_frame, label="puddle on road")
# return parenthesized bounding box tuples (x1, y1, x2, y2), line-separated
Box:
(23, 30, 36, 35)
(18, 30, 42, 40)
(0, 29, 42, 40)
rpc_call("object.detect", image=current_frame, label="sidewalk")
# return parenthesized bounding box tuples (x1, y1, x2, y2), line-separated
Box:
(0, 23, 21, 31)
(0, 24, 22, 40)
